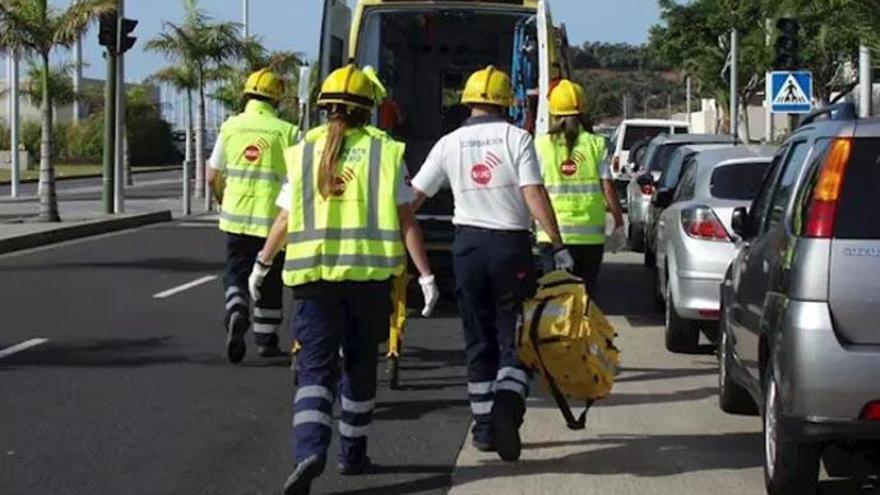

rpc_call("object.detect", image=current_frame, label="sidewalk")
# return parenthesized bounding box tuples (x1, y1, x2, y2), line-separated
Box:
(0, 174, 214, 255)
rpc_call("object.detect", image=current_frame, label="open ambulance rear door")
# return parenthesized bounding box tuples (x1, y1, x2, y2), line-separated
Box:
(535, 0, 566, 135)
(319, 0, 352, 84)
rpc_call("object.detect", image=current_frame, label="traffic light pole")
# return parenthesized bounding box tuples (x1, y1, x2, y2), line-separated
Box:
(113, 0, 126, 213)
(102, 50, 117, 214)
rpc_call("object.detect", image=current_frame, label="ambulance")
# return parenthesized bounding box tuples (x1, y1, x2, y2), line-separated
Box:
(318, 0, 572, 245)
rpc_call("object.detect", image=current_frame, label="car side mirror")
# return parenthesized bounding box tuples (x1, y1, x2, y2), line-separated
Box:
(652, 188, 674, 208)
(731, 207, 753, 239)
(636, 174, 654, 187)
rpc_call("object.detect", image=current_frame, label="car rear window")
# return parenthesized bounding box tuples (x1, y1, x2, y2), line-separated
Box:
(623, 126, 669, 150)
(649, 144, 685, 172)
(835, 138, 880, 239)
(710, 161, 770, 200)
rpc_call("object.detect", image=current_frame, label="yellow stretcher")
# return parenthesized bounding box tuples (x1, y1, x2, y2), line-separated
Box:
(289, 272, 409, 390)
(386, 272, 408, 389)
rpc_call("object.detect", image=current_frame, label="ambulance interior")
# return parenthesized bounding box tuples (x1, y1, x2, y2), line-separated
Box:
(355, 9, 536, 226)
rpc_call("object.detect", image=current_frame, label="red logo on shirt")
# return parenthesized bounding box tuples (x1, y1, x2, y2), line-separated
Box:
(561, 159, 578, 176)
(244, 145, 261, 162)
(470, 151, 503, 186)
(471, 164, 492, 185)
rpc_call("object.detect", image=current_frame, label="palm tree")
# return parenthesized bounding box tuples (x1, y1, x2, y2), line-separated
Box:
(146, 0, 243, 199)
(150, 66, 196, 169)
(213, 38, 305, 121)
(0, 0, 115, 221)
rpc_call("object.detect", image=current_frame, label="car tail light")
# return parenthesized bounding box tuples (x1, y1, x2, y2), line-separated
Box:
(681, 206, 731, 242)
(861, 401, 880, 420)
(805, 138, 852, 238)
(640, 183, 655, 195)
(699, 309, 721, 319)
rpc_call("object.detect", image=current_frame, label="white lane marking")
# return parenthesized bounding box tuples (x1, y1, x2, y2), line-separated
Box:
(0, 338, 48, 360)
(153, 275, 218, 299)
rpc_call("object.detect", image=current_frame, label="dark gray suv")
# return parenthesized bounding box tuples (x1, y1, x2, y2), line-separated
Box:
(718, 104, 880, 494)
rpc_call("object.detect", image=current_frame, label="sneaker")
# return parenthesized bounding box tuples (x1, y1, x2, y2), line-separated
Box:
(493, 390, 524, 462)
(337, 456, 372, 476)
(226, 312, 248, 364)
(257, 345, 288, 358)
(471, 438, 496, 452)
(282, 455, 324, 495)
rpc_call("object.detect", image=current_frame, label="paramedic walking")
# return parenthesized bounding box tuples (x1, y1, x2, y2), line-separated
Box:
(208, 69, 299, 363)
(248, 64, 438, 495)
(411, 65, 572, 462)
(536, 80, 625, 289)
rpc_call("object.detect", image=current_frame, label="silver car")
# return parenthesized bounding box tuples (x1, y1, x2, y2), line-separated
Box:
(653, 146, 774, 353)
(719, 104, 880, 494)
(626, 133, 736, 252)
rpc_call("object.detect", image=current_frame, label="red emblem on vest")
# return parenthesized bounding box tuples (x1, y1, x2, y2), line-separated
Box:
(471, 164, 492, 185)
(244, 145, 261, 162)
(561, 159, 578, 176)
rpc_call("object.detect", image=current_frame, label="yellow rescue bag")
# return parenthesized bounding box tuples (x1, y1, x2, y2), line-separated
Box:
(518, 270, 620, 430)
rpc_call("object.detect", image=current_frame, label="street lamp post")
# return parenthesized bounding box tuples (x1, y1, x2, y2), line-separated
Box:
(860, 44, 873, 118)
(7, 52, 20, 198)
(730, 29, 739, 142)
(242, 0, 249, 38)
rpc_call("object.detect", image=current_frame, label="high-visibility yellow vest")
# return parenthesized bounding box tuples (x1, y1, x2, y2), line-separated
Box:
(536, 131, 607, 245)
(282, 125, 406, 287)
(218, 100, 299, 238)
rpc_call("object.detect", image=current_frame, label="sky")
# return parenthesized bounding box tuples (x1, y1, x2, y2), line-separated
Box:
(50, 0, 661, 82)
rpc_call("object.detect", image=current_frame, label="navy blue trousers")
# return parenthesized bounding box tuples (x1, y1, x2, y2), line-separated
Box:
(290, 281, 392, 465)
(223, 233, 284, 347)
(453, 226, 535, 443)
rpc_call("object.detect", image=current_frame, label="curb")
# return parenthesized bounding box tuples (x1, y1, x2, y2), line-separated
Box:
(0, 166, 181, 187)
(0, 210, 173, 255)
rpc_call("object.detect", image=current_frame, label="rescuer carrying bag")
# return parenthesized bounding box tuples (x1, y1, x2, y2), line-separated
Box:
(518, 270, 620, 430)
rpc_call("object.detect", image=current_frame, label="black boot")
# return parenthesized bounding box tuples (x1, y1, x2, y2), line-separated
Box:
(282, 455, 325, 495)
(492, 390, 525, 462)
(226, 312, 248, 364)
(337, 455, 373, 476)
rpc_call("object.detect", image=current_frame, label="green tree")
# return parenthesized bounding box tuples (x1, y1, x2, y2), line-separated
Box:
(0, 0, 115, 221)
(146, 0, 243, 199)
(212, 38, 305, 122)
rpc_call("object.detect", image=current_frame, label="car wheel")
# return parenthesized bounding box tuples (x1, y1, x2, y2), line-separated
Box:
(643, 244, 656, 266)
(652, 266, 665, 313)
(763, 362, 820, 495)
(718, 324, 758, 415)
(664, 279, 699, 353)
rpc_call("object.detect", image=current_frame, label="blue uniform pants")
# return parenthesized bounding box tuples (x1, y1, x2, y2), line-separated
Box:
(290, 281, 392, 465)
(223, 233, 284, 347)
(453, 226, 535, 443)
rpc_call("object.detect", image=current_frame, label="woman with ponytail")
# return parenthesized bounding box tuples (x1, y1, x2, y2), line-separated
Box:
(249, 64, 437, 494)
(535, 80, 626, 290)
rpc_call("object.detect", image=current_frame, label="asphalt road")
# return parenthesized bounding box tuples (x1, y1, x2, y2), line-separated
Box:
(1, 224, 876, 494)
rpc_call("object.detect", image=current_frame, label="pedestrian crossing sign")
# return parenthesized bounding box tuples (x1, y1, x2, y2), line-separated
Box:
(770, 71, 813, 114)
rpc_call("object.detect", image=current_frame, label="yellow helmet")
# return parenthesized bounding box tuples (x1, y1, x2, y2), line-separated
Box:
(317, 64, 377, 110)
(549, 79, 587, 117)
(244, 68, 284, 102)
(461, 65, 514, 108)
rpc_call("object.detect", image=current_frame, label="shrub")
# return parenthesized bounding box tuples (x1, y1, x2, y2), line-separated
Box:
(63, 117, 103, 163)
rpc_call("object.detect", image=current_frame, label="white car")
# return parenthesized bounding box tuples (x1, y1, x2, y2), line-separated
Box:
(608, 119, 690, 181)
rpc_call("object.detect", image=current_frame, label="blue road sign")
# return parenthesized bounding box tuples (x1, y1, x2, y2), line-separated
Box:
(770, 71, 813, 114)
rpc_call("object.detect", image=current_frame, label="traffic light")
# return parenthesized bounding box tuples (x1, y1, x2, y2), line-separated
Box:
(97, 12, 138, 54)
(775, 18, 801, 70)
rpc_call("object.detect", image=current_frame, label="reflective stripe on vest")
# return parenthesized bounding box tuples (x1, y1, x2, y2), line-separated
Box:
(283, 135, 405, 286)
(536, 132, 607, 245)
(218, 101, 295, 238)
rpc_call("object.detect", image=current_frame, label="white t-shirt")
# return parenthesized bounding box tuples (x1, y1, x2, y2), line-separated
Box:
(411, 116, 543, 231)
(275, 161, 414, 210)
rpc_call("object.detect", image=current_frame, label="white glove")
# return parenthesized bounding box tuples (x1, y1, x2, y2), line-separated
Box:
(248, 258, 272, 302)
(418, 275, 440, 318)
(554, 248, 575, 272)
(606, 226, 627, 254)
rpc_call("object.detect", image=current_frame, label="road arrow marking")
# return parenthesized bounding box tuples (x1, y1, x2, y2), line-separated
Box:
(0, 338, 48, 360)
(153, 275, 218, 299)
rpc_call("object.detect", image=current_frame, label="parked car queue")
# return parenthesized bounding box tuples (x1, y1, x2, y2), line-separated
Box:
(617, 103, 880, 495)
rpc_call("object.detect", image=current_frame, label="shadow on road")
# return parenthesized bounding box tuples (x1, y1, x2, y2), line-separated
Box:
(616, 366, 718, 384)
(451, 432, 762, 484)
(0, 257, 226, 273)
(0, 336, 215, 368)
(819, 478, 880, 494)
(325, 473, 451, 495)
